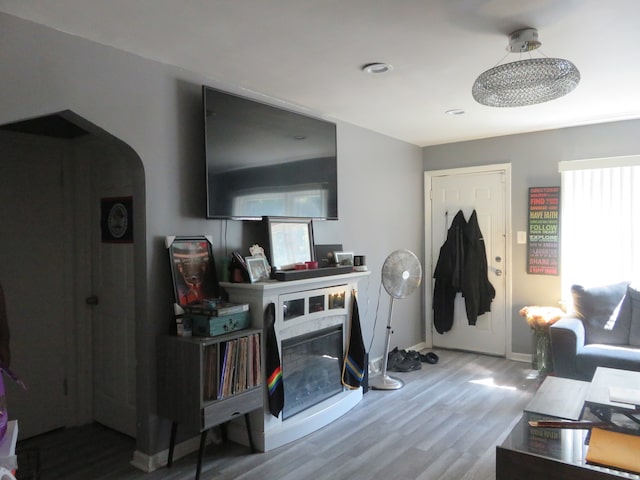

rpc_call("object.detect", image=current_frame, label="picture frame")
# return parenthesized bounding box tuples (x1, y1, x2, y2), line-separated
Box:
(264, 217, 315, 270)
(101, 196, 134, 243)
(165, 235, 219, 307)
(246, 255, 270, 283)
(315, 244, 343, 267)
(334, 251, 354, 266)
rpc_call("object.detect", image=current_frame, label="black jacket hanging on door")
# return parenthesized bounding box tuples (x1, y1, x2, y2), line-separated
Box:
(432, 210, 466, 334)
(432, 209, 495, 333)
(462, 210, 496, 325)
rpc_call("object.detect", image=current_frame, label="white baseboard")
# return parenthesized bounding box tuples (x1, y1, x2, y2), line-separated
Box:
(130, 434, 204, 473)
(408, 341, 429, 354)
(368, 341, 430, 374)
(509, 352, 532, 364)
(369, 342, 533, 369)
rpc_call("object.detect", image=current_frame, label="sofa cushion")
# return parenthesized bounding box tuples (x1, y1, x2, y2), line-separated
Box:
(571, 282, 630, 345)
(628, 285, 640, 346)
(576, 343, 640, 381)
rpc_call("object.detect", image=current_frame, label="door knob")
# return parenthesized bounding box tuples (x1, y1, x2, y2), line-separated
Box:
(495, 269, 503, 276)
(85, 295, 99, 305)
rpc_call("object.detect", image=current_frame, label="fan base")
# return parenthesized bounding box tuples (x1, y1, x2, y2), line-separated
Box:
(369, 374, 404, 390)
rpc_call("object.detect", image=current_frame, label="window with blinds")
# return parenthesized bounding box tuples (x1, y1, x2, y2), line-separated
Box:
(559, 156, 640, 304)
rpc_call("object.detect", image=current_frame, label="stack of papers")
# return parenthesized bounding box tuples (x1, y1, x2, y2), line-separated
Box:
(608, 387, 640, 406)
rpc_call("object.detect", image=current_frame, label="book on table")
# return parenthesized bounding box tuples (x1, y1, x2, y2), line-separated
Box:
(608, 386, 640, 406)
(586, 427, 640, 474)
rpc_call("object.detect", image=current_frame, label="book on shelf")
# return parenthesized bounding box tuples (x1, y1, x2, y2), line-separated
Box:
(251, 333, 261, 387)
(185, 299, 249, 317)
(247, 334, 255, 388)
(215, 333, 261, 399)
(238, 336, 248, 393)
(218, 339, 236, 399)
(253, 334, 262, 386)
(204, 346, 220, 399)
(217, 342, 229, 399)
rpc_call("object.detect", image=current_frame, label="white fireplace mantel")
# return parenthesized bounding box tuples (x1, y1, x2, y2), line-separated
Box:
(221, 271, 370, 452)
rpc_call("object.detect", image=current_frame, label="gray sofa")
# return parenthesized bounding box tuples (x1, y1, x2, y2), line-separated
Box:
(549, 281, 640, 381)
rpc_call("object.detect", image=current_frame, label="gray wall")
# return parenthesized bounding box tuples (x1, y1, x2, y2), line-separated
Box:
(423, 119, 640, 354)
(0, 13, 422, 457)
(7, 6, 638, 459)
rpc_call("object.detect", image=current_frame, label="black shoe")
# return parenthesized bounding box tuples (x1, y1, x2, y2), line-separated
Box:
(387, 347, 403, 370)
(405, 350, 421, 362)
(419, 352, 439, 364)
(387, 348, 422, 372)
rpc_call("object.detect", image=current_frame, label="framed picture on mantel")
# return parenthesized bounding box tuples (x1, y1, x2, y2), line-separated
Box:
(246, 256, 270, 283)
(334, 251, 354, 266)
(264, 217, 315, 271)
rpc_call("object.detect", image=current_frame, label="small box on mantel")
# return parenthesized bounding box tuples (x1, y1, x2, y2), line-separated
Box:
(189, 311, 251, 337)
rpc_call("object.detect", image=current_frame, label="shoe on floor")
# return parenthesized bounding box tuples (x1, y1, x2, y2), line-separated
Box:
(387, 347, 422, 372)
(419, 352, 439, 364)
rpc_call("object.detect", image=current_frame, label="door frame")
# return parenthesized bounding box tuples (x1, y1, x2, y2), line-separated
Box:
(65, 116, 144, 438)
(424, 163, 514, 358)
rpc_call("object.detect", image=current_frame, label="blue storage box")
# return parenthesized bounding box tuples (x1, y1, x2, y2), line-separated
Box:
(190, 311, 251, 337)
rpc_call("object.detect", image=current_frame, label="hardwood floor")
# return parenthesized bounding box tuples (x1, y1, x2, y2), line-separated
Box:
(15, 350, 540, 480)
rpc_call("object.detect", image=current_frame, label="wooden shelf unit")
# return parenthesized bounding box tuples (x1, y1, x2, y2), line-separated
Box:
(159, 328, 263, 480)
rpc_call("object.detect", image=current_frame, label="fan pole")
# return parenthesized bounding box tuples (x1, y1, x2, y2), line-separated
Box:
(370, 297, 404, 390)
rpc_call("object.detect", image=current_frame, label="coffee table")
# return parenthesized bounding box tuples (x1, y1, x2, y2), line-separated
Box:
(496, 375, 640, 479)
(585, 367, 640, 426)
(524, 375, 590, 420)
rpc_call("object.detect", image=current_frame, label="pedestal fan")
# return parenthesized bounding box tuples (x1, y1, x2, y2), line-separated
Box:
(370, 249, 423, 390)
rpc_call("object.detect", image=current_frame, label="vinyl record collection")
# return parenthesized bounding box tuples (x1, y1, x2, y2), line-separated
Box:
(203, 332, 261, 400)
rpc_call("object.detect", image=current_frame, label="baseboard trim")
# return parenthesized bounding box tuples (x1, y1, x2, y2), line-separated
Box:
(509, 352, 532, 364)
(369, 341, 430, 374)
(370, 343, 533, 374)
(130, 434, 203, 473)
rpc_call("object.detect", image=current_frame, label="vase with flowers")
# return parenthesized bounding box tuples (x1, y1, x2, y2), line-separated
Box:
(519, 306, 564, 375)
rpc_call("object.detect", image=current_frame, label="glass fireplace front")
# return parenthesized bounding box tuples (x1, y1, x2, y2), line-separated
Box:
(281, 325, 343, 420)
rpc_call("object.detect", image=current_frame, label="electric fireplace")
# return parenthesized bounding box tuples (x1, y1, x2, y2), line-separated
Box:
(281, 325, 343, 420)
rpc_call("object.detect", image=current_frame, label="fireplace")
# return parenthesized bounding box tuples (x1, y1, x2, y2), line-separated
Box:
(220, 272, 369, 451)
(282, 325, 343, 420)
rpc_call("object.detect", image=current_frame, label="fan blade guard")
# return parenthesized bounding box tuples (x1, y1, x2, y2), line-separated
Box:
(381, 249, 422, 299)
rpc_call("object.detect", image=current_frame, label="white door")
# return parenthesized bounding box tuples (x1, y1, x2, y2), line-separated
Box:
(0, 139, 69, 438)
(90, 151, 137, 437)
(426, 167, 508, 356)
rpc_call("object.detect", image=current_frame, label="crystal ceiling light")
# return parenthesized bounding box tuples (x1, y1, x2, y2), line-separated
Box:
(472, 28, 580, 108)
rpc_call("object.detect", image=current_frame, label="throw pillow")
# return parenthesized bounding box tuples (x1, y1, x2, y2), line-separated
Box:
(571, 281, 630, 345)
(627, 285, 640, 347)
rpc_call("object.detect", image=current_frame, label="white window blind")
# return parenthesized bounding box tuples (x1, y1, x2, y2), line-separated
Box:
(559, 156, 640, 302)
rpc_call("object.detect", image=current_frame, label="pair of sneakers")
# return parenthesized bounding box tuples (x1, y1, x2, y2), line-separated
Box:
(387, 347, 421, 372)
(387, 347, 439, 372)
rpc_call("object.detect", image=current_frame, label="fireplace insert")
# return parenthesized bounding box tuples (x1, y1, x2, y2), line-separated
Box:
(281, 325, 343, 420)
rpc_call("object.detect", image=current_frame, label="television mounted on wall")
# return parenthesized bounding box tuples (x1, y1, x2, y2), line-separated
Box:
(203, 86, 338, 220)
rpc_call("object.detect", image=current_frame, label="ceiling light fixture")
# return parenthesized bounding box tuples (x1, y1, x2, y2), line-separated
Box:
(472, 28, 580, 108)
(362, 62, 393, 74)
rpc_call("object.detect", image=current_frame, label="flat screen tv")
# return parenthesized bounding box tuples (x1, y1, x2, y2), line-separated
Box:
(203, 86, 338, 220)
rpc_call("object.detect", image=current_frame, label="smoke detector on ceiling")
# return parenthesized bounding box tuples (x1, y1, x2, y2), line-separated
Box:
(362, 63, 393, 74)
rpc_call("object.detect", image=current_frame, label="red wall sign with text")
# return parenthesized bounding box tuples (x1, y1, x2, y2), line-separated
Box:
(527, 187, 560, 275)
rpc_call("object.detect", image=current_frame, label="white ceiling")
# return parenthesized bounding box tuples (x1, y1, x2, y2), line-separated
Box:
(2, 0, 640, 147)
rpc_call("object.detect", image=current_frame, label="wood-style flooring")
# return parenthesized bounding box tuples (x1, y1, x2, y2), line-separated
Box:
(15, 349, 541, 480)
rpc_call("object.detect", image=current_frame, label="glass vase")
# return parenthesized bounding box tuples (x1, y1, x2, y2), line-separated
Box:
(536, 331, 551, 376)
